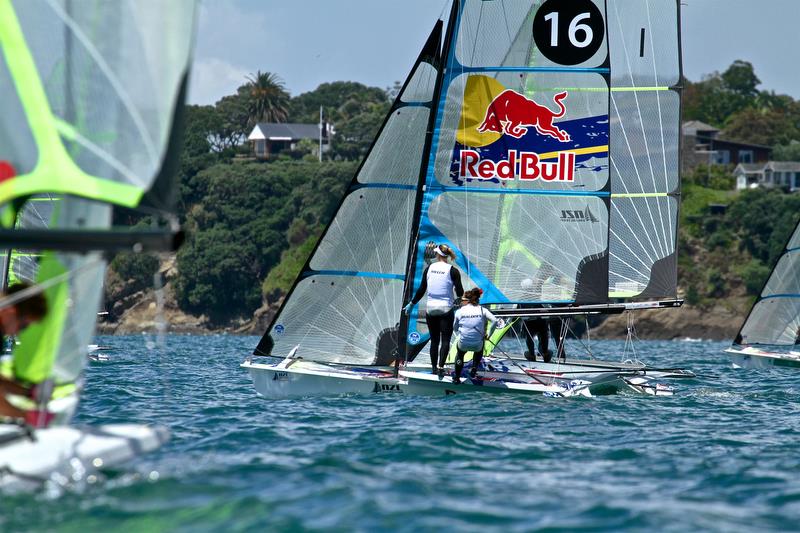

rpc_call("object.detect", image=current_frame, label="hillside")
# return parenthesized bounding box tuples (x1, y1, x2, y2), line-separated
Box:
(99, 60, 800, 340)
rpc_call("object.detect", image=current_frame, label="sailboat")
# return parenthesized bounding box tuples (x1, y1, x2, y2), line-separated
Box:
(725, 217, 800, 368)
(0, 1, 196, 489)
(243, 0, 690, 398)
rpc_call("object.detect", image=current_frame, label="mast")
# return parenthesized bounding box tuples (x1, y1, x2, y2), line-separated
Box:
(398, 0, 460, 368)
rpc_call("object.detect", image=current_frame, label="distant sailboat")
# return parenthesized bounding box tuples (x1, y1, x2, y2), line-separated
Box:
(726, 217, 800, 368)
(243, 0, 691, 398)
(0, 0, 196, 489)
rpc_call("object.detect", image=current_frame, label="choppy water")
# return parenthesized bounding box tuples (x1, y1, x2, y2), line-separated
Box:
(2, 335, 800, 531)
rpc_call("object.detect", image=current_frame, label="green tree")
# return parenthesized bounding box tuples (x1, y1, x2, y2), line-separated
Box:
(174, 160, 356, 323)
(721, 60, 760, 98)
(245, 70, 290, 125)
(773, 140, 800, 161)
(212, 89, 251, 150)
(724, 107, 800, 146)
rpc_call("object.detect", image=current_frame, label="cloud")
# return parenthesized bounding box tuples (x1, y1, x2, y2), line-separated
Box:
(187, 57, 249, 105)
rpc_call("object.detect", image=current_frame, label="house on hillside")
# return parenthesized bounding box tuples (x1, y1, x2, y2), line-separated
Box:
(734, 161, 800, 191)
(681, 120, 772, 173)
(248, 122, 332, 159)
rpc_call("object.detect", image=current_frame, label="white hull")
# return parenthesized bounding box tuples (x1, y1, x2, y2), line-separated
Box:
(725, 347, 800, 369)
(242, 355, 679, 399)
(0, 423, 168, 491)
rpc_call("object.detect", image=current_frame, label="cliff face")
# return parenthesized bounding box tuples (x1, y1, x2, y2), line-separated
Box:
(98, 254, 278, 336)
(588, 302, 746, 341)
(101, 250, 751, 341)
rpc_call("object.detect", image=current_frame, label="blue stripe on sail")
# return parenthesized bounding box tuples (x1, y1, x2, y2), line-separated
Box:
(302, 270, 405, 281)
(427, 186, 610, 197)
(761, 294, 800, 300)
(461, 66, 610, 74)
(785, 247, 800, 253)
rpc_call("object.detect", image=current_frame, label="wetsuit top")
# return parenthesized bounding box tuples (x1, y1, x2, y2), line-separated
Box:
(454, 304, 498, 351)
(411, 262, 464, 314)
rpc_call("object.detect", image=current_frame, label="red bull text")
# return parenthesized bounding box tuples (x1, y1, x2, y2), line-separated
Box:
(459, 150, 576, 181)
(459, 89, 577, 182)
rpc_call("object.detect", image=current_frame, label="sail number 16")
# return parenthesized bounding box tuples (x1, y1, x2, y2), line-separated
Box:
(532, 0, 604, 65)
(543, 12, 593, 48)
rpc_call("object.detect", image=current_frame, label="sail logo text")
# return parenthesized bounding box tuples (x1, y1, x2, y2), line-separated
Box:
(560, 206, 599, 223)
(459, 150, 576, 181)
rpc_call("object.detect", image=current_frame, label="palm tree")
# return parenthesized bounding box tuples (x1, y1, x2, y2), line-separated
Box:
(245, 71, 290, 125)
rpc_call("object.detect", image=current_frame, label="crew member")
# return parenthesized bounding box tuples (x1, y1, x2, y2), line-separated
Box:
(404, 244, 464, 377)
(452, 288, 498, 384)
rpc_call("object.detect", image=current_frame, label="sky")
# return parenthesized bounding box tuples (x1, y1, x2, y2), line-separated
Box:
(188, 0, 800, 106)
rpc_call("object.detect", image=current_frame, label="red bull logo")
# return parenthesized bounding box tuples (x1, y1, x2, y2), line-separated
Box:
(477, 90, 571, 142)
(459, 149, 576, 181)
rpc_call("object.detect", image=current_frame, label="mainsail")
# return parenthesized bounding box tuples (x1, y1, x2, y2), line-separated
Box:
(732, 218, 800, 347)
(255, 22, 446, 364)
(403, 0, 681, 348)
(0, 0, 196, 418)
(254, 0, 682, 367)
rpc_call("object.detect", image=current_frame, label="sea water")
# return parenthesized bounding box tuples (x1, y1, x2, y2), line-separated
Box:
(2, 335, 800, 531)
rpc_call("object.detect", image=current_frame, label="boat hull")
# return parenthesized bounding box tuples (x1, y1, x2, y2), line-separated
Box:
(242, 356, 679, 399)
(0, 423, 168, 491)
(725, 347, 800, 369)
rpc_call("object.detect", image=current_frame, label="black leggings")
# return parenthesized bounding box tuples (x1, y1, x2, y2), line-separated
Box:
(426, 309, 454, 369)
(455, 345, 483, 379)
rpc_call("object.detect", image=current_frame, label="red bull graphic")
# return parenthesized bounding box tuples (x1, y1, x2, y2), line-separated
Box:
(459, 150, 575, 181)
(477, 90, 571, 142)
(449, 75, 608, 187)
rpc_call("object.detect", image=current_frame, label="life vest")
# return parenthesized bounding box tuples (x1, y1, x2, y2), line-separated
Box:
(455, 304, 491, 351)
(426, 262, 454, 315)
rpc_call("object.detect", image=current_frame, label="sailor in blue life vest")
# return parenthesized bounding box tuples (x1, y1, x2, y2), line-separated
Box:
(452, 288, 498, 384)
(0, 283, 50, 426)
(403, 243, 464, 377)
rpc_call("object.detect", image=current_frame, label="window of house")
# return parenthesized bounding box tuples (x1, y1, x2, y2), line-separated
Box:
(738, 150, 753, 163)
(254, 139, 266, 156)
(794, 172, 800, 189)
(714, 150, 730, 164)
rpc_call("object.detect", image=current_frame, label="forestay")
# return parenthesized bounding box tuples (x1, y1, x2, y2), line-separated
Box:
(403, 0, 681, 347)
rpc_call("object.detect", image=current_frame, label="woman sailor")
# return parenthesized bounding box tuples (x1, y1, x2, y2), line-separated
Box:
(452, 288, 498, 384)
(403, 243, 463, 377)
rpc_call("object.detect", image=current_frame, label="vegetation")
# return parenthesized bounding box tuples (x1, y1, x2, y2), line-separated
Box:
(103, 60, 800, 328)
(173, 160, 355, 324)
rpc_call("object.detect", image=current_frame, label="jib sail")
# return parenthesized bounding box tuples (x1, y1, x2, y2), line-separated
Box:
(255, 22, 445, 364)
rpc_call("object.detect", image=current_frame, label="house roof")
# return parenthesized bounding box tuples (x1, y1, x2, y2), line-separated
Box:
(734, 161, 800, 174)
(248, 123, 321, 141)
(733, 163, 765, 174)
(766, 161, 800, 172)
(707, 137, 773, 151)
(682, 120, 719, 135)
